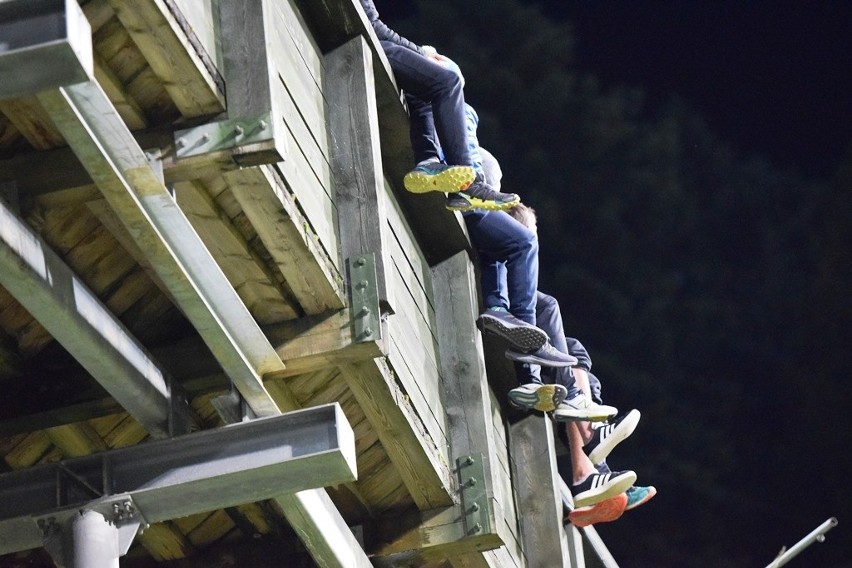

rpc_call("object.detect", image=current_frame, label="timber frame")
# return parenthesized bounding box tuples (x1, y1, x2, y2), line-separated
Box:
(0, 0, 618, 567)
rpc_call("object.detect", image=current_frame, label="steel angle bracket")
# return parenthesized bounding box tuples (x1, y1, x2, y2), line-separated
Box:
(348, 254, 381, 343)
(173, 112, 279, 161)
(457, 455, 491, 536)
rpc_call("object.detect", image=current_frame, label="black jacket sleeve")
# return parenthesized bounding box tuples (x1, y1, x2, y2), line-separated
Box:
(359, 0, 424, 54)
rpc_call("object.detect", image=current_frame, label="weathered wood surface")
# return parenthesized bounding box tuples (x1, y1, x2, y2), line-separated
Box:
(106, 0, 224, 116)
(509, 415, 567, 568)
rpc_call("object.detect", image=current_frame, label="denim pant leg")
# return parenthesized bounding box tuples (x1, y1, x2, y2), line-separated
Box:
(380, 41, 471, 167)
(463, 211, 538, 324)
(535, 292, 578, 394)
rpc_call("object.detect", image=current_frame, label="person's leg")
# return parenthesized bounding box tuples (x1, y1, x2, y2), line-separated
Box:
(532, 293, 615, 420)
(466, 214, 576, 368)
(467, 211, 537, 324)
(404, 93, 441, 165)
(381, 41, 471, 167)
(562, 422, 636, 508)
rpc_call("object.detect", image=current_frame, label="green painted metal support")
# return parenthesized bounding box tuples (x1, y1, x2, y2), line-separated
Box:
(348, 254, 382, 343)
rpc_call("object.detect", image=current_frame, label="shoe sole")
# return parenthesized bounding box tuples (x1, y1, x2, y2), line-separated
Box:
(625, 486, 657, 511)
(573, 471, 637, 508)
(587, 409, 641, 464)
(552, 404, 617, 423)
(477, 313, 548, 352)
(445, 194, 520, 212)
(404, 166, 475, 193)
(567, 494, 628, 528)
(505, 348, 578, 368)
(508, 384, 567, 412)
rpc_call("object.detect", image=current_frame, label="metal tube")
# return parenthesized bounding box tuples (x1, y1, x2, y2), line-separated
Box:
(766, 517, 838, 568)
(67, 510, 120, 568)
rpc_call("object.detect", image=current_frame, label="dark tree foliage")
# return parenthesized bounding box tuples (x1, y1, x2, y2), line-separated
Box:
(386, 1, 851, 565)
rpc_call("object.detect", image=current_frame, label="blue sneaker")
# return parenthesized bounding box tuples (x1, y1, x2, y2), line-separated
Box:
(445, 176, 519, 211)
(625, 485, 656, 510)
(404, 162, 475, 193)
(477, 308, 548, 352)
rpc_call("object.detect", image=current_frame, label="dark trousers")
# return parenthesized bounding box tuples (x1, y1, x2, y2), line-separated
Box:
(380, 41, 472, 167)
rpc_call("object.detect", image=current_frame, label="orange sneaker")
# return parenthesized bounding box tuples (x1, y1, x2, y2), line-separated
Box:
(567, 493, 628, 528)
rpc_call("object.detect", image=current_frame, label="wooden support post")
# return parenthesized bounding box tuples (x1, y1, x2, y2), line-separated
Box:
(509, 415, 568, 567)
(370, 251, 520, 564)
(325, 35, 393, 315)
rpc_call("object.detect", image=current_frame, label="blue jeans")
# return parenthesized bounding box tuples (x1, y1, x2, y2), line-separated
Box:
(464, 210, 540, 383)
(535, 292, 603, 401)
(380, 41, 472, 167)
(464, 211, 539, 324)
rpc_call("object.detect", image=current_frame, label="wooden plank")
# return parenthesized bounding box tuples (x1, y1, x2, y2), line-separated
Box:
(94, 52, 148, 130)
(509, 415, 567, 568)
(0, 98, 63, 150)
(107, 0, 224, 117)
(226, 166, 344, 315)
(173, 179, 298, 323)
(369, 505, 502, 566)
(264, 308, 382, 377)
(340, 358, 454, 510)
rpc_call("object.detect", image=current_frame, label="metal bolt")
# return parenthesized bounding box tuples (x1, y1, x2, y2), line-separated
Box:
(465, 456, 475, 466)
(466, 477, 477, 487)
(471, 523, 482, 534)
(235, 125, 245, 137)
(200, 133, 210, 143)
(176, 137, 186, 148)
(355, 257, 366, 266)
(259, 120, 268, 131)
(360, 307, 371, 316)
(471, 503, 480, 512)
(364, 328, 372, 337)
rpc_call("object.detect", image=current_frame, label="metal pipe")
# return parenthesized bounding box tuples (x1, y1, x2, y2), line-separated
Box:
(67, 510, 120, 568)
(766, 517, 838, 568)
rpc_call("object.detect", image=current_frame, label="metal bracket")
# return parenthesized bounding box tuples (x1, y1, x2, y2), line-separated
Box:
(457, 455, 490, 536)
(348, 254, 381, 343)
(173, 112, 276, 159)
(35, 495, 146, 565)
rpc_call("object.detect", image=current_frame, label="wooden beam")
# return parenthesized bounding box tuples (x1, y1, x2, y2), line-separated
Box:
(509, 415, 567, 568)
(106, 0, 224, 117)
(173, 179, 299, 324)
(340, 358, 454, 510)
(227, 166, 345, 315)
(94, 53, 148, 131)
(368, 505, 502, 566)
(0, 200, 188, 439)
(37, 81, 284, 418)
(264, 308, 382, 378)
(325, 35, 393, 312)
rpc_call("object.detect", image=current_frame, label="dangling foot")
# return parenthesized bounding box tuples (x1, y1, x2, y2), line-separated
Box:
(404, 162, 475, 193)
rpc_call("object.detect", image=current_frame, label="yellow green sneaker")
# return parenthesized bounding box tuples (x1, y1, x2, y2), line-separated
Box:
(403, 163, 475, 193)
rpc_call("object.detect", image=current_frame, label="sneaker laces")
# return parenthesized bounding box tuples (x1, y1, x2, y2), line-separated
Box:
(464, 177, 518, 202)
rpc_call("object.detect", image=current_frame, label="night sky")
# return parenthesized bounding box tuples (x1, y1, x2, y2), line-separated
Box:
(380, 1, 851, 566)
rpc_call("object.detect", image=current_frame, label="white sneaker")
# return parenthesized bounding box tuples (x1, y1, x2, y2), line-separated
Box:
(552, 393, 616, 422)
(508, 382, 568, 412)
